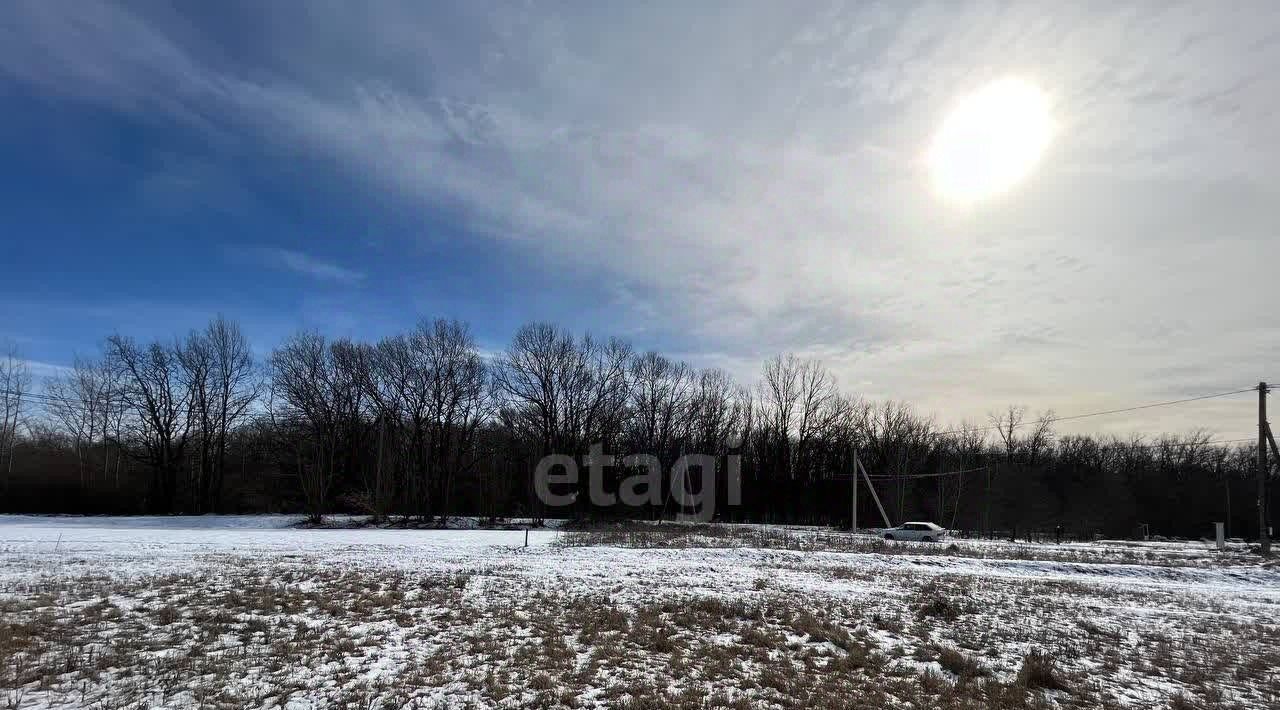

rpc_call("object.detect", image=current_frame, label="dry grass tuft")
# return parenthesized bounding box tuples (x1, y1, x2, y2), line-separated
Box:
(915, 577, 975, 620)
(1016, 648, 1067, 691)
(935, 645, 988, 679)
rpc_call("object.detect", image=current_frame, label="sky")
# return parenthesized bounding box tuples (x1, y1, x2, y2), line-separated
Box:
(2, 1, 1278, 440)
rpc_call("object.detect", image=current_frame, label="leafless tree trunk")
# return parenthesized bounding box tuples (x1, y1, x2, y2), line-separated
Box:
(46, 356, 120, 497)
(346, 342, 401, 520)
(178, 330, 213, 512)
(106, 336, 192, 513)
(627, 351, 693, 516)
(494, 323, 631, 520)
(1023, 410, 1056, 467)
(759, 354, 800, 480)
(413, 319, 489, 525)
(990, 406, 1025, 465)
(794, 358, 844, 481)
(857, 400, 934, 521)
(179, 316, 259, 514)
(0, 344, 31, 498)
(270, 332, 363, 524)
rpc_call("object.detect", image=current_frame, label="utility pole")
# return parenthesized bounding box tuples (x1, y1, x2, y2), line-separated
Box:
(856, 457, 893, 529)
(1259, 382, 1270, 557)
(1220, 459, 1230, 539)
(984, 464, 992, 535)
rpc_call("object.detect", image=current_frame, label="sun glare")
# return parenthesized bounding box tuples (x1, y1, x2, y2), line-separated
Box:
(928, 78, 1052, 204)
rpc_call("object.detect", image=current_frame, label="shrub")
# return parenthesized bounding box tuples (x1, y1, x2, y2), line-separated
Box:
(528, 672, 555, 691)
(915, 577, 974, 620)
(156, 604, 179, 625)
(936, 645, 987, 678)
(1016, 648, 1066, 691)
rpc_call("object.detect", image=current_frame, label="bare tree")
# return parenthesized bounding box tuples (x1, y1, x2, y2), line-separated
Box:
(564, 333, 632, 455)
(178, 316, 259, 513)
(177, 330, 214, 512)
(985, 405, 1056, 465)
(346, 341, 400, 521)
(495, 323, 631, 455)
(794, 358, 844, 480)
(625, 351, 694, 518)
(1022, 409, 1056, 467)
(627, 351, 693, 466)
(106, 336, 192, 513)
(760, 354, 801, 436)
(946, 421, 988, 468)
(860, 400, 935, 521)
(366, 334, 427, 517)
(352, 320, 490, 522)
(205, 317, 259, 509)
(989, 405, 1025, 464)
(492, 323, 573, 459)
(494, 323, 631, 518)
(270, 332, 363, 524)
(413, 318, 490, 524)
(758, 354, 801, 479)
(46, 357, 110, 491)
(688, 368, 749, 456)
(0, 344, 30, 495)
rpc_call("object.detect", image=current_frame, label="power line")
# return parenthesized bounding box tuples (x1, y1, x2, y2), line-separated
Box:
(854, 437, 1262, 482)
(862, 465, 987, 481)
(1051, 388, 1259, 423)
(1106, 436, 1255, 450)
(934, 387, 1258, 438)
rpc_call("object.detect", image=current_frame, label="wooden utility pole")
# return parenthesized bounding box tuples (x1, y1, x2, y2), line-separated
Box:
(1220, 459, 1230, 539)
(856, 457, 893, 529)
(984, 464, 992, 534)
(1259, 382, 1270, 557)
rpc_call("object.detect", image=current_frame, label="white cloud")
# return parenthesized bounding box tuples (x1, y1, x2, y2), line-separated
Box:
(240, 247, 365, 285)
(20, 360, 73, 382)
(3, 1, 1279, 438)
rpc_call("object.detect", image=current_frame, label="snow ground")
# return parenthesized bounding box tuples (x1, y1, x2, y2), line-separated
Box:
(2, 516, 1278, 709)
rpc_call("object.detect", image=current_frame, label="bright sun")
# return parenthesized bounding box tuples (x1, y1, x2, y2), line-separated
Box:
(928, 78, 1052, 204)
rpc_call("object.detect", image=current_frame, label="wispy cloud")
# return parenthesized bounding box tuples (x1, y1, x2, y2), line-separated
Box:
(21, 359, 73, 382)
(237, 247, 365, 285)
(3, 2, 1278, 438)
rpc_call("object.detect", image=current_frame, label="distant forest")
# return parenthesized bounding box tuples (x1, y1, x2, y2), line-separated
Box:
(0, 316, 1271, 540)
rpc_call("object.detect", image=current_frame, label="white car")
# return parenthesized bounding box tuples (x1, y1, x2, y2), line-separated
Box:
(881, 522, 947, 542)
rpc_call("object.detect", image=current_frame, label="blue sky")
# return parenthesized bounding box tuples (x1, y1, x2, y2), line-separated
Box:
(2, 1, 1279, 437)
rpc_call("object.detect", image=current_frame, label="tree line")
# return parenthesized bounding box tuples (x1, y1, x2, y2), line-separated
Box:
(0, 317, 1271, 539)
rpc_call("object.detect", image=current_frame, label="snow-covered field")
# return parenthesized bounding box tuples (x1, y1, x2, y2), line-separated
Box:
(2, 516, 1277, 709)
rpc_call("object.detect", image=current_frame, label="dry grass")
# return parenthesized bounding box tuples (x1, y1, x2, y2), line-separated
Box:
(2, 530, 1277, 710)
(915, 577, 976, 620)
(936, 645, 988, 679)
(559, 522, 1255, 568)
(1015, 649, 1066, 691)
(0, 564, 1087, 709)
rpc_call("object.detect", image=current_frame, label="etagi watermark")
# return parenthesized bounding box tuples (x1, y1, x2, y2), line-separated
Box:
(533, 443, 742, 523)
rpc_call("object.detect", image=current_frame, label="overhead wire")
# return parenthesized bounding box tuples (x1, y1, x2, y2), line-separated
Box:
(933, 387, 1258, 438)
(852, 437, 1261, 483)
